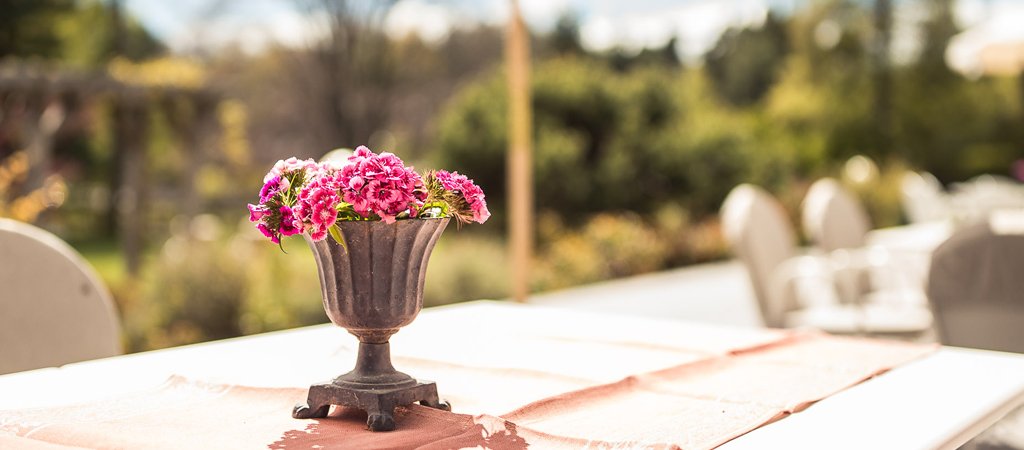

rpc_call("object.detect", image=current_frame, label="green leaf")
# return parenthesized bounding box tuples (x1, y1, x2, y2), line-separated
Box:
(328, 224, 347, 253)
(421, 201, 449, 218)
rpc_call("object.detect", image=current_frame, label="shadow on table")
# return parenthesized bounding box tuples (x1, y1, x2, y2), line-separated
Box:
(962, 403, 1024, 450)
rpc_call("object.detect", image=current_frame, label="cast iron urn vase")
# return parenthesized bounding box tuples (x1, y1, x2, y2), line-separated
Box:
(292, 218, 450, 431)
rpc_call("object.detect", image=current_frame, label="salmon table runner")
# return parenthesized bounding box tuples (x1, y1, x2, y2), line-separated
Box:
(0, 332, 935, 449)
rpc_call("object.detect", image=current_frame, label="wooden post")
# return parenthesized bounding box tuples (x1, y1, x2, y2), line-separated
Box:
(506, 0, 533, 303)
(115, 96, 147, 276)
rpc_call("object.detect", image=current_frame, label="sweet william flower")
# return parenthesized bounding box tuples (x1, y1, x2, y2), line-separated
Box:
(257, 223, 279, 244)
(335, 146, 424, 224)
(431, 170, 490, 224)
(260, 176, 282, 202)
(472, 201, 491, 224)
(250, 145, 487, 246)
(248, 204, 268, 222)
(279, 206, 301, 237)
(293, 174, 342, 240)
(348, 176, 365, 191)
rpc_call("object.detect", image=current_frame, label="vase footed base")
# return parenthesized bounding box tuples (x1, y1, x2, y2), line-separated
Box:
(292, 379, 451, 431)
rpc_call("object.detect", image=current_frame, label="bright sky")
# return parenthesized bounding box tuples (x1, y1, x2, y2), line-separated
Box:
(125, 0, 1024, 73)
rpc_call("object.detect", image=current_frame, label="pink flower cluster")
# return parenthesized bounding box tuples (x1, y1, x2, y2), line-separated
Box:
(248, 146, 489, 246)
(291, 169, 342, 241)
(336, 146, 425, 224)
(434, 170, 490, 224)
(247, 160, 314, 244)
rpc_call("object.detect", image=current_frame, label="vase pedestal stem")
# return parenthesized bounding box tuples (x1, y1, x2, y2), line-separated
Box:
(356, 342, 393, 373)
(333, 341, 417, 389)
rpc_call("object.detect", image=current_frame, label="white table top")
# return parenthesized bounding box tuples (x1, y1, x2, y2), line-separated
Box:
(865, 220, 953, 256)
(2, 300, 1023, 449)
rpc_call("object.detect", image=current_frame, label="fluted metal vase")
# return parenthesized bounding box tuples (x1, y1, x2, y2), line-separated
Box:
(292, 218, 450, 431)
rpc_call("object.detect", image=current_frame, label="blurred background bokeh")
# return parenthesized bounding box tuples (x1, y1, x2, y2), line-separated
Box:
(1, 0, 1021, 352)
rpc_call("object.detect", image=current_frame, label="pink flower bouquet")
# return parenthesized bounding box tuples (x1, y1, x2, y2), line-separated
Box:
(248, 146, 489, 247)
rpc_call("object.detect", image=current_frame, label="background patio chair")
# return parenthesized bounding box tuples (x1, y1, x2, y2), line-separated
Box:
(802, 177, 931, 307)
(0, 219, 121, 374)
(949, 175, 1024, 225)
(722, 184, 932, 336)
(900, 171, 949, 224)
(721, 184, 804, 328)
(801, 177, 871, 252)
(927, 213, 1024, 353)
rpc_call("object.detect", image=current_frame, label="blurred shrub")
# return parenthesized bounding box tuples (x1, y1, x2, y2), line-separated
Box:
(651, 203, 729, 265)
(120, 216, 324, 351)
(423, 232, 510, 307)
(533, 212, 668, 291)
(584, 213, 667, 276)
(232, 223, 325, 335)
(0, 151, 68, 223)
(130, 232, 248, 350)
(686, 218, 729, 263)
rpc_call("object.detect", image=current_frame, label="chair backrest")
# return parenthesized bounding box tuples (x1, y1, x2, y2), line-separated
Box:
(801, 178, 871, 252)
(927, 218, 1024, 353)
(900, 171, 948, 223)
(321, 148, 353, 166)
(0, 219, 121, 374)
(721, 184, 799, 327)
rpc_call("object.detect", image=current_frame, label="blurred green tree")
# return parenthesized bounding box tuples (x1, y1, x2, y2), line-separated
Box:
(0, 0, 162, 65)
(0, 0, 74, 59)
(894, 0, 1022, 182)
(549, 13, 585, 56)
(435, 58, 764, 224)
(705, 13, 789, 106)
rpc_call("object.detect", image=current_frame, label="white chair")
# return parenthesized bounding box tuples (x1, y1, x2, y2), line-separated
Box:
(928, 212, 1024, 353)
(0, 219, 121, 374)
(321, 148, 353, 167)
(950, 175, 1024, 224)
(722, 184, 804, 328)
(722, 184, 932, 335)
(900, 171, 949, 223)
(802, 178, 871, 252)
(802, 177, 931, 305)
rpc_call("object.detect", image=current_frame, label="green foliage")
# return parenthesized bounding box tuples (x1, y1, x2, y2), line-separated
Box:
(0, 0, 75, 59)
(533, 212, 655, 291)
(423, 233, 510, 306)
(435, 58, 769, 224)
(549, 14, 585, 57)
(894, 69, 1022, 183)
(56, 1, 164, 67)
(109, 221, 325, 352)
(0, 0, 163, 66)
(705, 13, 789, 106)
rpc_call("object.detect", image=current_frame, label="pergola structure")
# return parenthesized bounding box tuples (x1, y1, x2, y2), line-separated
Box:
(0, 60, 221, 274)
